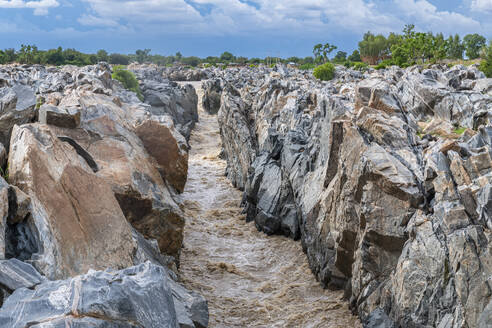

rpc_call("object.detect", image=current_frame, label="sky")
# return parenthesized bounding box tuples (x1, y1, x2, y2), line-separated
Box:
(0, 0, 491, 58)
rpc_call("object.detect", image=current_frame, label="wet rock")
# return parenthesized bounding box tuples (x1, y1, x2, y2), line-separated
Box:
(8, 124, 135, 279)
(170, 279, 209, 328)
(244, 152, 299, 239)
(0, 262, 179, 328)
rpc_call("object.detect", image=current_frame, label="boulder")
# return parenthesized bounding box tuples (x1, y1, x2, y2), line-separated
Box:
(39, 104, 81, 128)
(8, 124, 135, 279)
(0, 262, 179, 328)
(0, 84, 36, 147)
(135, 116, 189, 193)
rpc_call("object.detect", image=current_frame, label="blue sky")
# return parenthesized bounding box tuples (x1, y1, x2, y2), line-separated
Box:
(0, 0, 491, 58)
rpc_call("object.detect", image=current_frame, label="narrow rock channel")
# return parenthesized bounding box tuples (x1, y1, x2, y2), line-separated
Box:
(179, 82, 362, 328)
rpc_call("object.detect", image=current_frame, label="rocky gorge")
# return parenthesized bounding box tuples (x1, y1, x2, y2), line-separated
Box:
(0, 59, 490, 328)
(202, 63, 492, 327)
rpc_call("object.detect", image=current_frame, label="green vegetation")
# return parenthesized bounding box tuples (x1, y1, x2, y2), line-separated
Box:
(352, 62, 368, 71)
(299, 63, 316, 70)
(453, 127, 466, 135)
(480, 41, 492, 78)
(313, 62, 335, 81)
(0, 164, 8, 181)
(112, 66, 143, 101)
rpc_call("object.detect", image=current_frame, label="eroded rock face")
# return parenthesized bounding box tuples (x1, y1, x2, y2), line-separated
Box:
(8, 124, 136, 279)
(213, 63, 492, 327)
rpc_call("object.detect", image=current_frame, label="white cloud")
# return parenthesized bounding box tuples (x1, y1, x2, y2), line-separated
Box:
(0, 0, 59, 15)
(79, 0, 400, 35)
(471, 0, 492, 12)
(76, 0, 487, 38)
(393, 0, 481, 34)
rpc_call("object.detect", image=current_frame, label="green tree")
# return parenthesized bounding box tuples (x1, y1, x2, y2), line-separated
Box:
(446, 34, 464, 59)
(181, 56, 200, 67)
(220, 51, 235, 62)
(333, 51, 347, 63)
(347, 50, 361, 62)
(463, 34, 486, 59)
(358, 32, 390, 64)
(43, 47, 64, 65)
(479, 41, 492, 77)
(109, 53, 130, 65)
(96, 49, 109, 62)
(136, 49, 151, 63)
(313, 43, 337, 63)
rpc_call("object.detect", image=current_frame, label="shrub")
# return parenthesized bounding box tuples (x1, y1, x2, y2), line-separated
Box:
(313, 62, 335, 81)
(299, 63, 316, 70)
(352, 62, 368, 71)
(112, 65, 143, 101)
(479, 41, 492, 78)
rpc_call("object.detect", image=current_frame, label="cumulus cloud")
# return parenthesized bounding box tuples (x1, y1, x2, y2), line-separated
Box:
(471, 0, 492, 12)
(0, 0, 59, 15)
(79, 0, 401, 35)
(395, 0, 481, 33)
(76, 0, 487, 38)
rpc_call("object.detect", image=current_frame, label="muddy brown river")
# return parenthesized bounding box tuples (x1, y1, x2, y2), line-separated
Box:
(179, 82, 362, 328)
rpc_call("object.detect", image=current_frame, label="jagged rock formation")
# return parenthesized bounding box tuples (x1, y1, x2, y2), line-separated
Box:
(209, 63, 492, 327)
(130, 64, 199, 140)
(0, 63, 208, 327)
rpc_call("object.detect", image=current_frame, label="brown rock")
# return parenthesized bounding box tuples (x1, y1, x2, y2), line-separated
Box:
(135, 116, 188, 193)
(8, 124, 135, 279)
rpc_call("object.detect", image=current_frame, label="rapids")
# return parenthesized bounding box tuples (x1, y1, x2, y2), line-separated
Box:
(179, 82, 362, 328)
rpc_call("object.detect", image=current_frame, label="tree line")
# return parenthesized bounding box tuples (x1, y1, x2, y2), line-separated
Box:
(0, 46, 316, 67)
(0, 25, 490, 78)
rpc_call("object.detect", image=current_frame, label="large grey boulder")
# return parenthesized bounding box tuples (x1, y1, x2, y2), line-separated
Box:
(0, 84, 36, 147)
(0, 262, 179, 328)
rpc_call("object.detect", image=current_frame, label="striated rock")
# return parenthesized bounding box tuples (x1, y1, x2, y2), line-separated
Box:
(8, 124, 135, 279)
(0, 262, 179, 328)
(0, 258, 45, 291)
